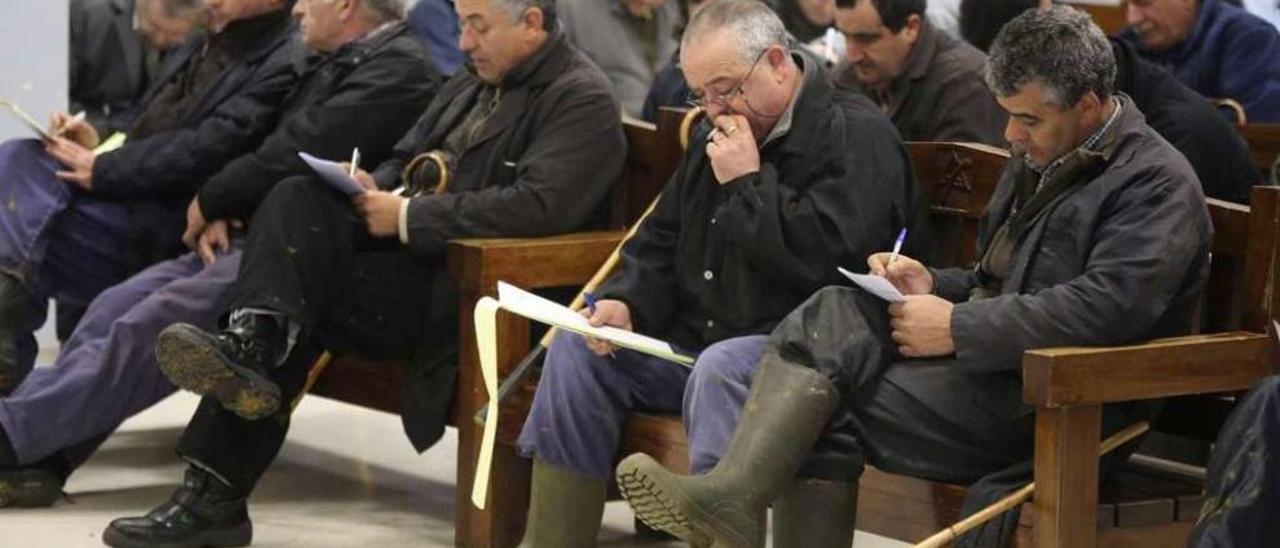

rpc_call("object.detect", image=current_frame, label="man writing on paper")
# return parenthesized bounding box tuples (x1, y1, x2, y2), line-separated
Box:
(103, 0, 625, 544)
(615, 7, 1214, 547)
(0, 0, 439, 513)
(513, 1, 919, 545)
(0, 0, 300, 394)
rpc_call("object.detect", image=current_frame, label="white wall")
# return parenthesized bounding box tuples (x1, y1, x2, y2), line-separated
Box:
(0, 1, 69, 141)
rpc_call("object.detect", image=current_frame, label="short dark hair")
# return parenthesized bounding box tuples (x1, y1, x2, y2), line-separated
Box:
(494, 0, 558, 32)
(985, 6, 1116, 108)
(834, 0, 926, 33)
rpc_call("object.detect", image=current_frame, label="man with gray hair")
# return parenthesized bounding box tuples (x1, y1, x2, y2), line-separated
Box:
(514, 0, 917, 545)
(616, 6, 1213, 547)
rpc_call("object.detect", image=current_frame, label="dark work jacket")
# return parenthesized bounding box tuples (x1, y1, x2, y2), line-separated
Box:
(1120, 0, 1280, 122)
(90, 10, 299, 265)
(599, 54, 918, 352)
(835, 21, 1006, 147)
(69, 0, 160, 135)
(935, 99, 1213, 546)
(1111, 37, 1258, 203)
(197, 24, 441, 222)
(371, 30, 625, 257)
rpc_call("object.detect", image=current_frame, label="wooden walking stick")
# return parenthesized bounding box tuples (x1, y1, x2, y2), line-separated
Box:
(914, 420, 1151, 548)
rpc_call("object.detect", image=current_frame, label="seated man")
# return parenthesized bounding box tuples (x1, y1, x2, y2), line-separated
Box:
(0, 0, 440, 508)
(102, 0, 625, 545)
(833, 0, 1006, 145)
(0, 0, 299, 393)
(515, 1, 918, 545)
(1120, 0, 1280, 122)
(559, 0, 682, 118)
(71, 0, 206, 135)
(617, 7, 1213, 547)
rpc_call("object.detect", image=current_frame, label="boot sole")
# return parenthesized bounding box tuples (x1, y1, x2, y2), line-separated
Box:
(616, 455, 754, 548)
(0, 470, 62, 508)
(101, 520, 252, 548)
(156, 324, 281, 420)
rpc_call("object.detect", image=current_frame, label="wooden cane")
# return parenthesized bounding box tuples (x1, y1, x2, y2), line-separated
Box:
(473, 193, 662, 425)
(913, 420, 1151, 548)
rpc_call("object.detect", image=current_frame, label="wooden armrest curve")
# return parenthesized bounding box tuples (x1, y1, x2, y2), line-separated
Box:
(1022, 332, 1274, 407)
(446, 230, 625, 293)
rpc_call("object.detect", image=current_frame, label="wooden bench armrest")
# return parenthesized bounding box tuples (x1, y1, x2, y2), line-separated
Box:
(1022, 331, 1274, 408)
(446, 230, 625, 294)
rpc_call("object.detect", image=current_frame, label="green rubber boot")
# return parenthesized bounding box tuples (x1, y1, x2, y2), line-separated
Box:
(772, 478, 858, 547)
(516, 460, 606, 548)
(616, 355, 840, 548)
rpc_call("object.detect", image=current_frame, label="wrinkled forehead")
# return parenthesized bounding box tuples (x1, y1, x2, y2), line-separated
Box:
(680, 30, 749, 91)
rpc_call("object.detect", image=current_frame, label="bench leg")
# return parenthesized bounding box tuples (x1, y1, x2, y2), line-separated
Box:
(1033, 405, 1101, 548)
(454, 297, 532, 547)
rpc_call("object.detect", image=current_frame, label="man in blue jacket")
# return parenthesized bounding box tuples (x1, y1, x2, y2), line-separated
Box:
(1120, 0, 1280, 122)
(0, 0, 300, 394)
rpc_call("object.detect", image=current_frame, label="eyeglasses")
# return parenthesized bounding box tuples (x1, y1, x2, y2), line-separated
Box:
(686, 48, 769, 110)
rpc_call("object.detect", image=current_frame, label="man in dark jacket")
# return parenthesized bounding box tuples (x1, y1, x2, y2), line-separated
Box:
(616, 7, 1212, 547)
(0, 0, 439, 513)
(1111, 36, 1258, 203)
(0, 0, 299, 394)
(515, 1, 917, 545)
(832, 0, 1006, 145)
(70, 0, 206, 135)
(1119, 0, 1280, 122)
(104, 0, 625, 545)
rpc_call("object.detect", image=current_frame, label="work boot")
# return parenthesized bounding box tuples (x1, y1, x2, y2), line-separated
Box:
(616, 355, 840, 548)
(156, 312, 287, 420)
(0, 466, 65, 508)
(517, 460, 607, 548)
(0, 272, 27, 395)
(772, 478, 858, 547)
(102, 466, 251, 548)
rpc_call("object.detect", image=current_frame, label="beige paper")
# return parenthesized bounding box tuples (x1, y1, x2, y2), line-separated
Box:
(471, 297, 501, 509)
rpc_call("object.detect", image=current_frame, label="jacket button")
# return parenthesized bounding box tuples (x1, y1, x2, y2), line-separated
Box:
(703, 270, 714, 281)
(706, 320, 715, 328)
(710, 217, 717, 225)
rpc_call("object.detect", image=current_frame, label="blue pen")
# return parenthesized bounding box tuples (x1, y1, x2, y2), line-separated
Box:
(584, 292, 599, 315)
(889, 228, 908, 264)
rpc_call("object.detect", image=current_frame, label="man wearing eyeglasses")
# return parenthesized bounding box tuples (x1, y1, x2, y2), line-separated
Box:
(513, 0, 920, 545)
(832, 0, 1006, 145)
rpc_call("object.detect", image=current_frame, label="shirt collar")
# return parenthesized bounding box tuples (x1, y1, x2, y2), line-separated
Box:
(762, 52, 809, 146)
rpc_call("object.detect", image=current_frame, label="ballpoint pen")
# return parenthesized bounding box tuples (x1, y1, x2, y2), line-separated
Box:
(889, 228, 907, 264)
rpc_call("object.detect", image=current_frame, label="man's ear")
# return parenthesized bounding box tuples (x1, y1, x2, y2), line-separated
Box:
(902, 13, 922, 42)
(522, 6, 545, 32)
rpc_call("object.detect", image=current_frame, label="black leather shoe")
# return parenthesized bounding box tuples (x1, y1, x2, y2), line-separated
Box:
(0, 466, 63, 508)
(0, 272, 27, 395)
(156, 314, 285, 420)
(102, 467, 251, 548)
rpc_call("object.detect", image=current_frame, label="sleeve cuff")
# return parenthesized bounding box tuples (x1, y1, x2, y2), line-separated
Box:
(398, 197, 411, 245)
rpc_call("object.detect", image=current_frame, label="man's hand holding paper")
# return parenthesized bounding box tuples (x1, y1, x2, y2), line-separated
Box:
(582, 299, 633, 356)
(867, 252, 933, 295)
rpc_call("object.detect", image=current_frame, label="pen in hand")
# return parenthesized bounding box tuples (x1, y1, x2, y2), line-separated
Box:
(348, 147, 361, 177)
(583, 292, 617, 359)
(52, 111, 85, 139)
(888, 228, 907, 264)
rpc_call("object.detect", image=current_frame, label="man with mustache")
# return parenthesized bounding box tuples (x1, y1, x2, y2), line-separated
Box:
(1120, 0, 1280, 122)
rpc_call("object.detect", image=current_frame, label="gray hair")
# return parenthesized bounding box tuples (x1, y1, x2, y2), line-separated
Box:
(985, 5, 1116, 108)
(492, 0, 558, 31)
(682, 0, 789, 65)
(149, 0, 205, 19)
(359, 0, 409, 22)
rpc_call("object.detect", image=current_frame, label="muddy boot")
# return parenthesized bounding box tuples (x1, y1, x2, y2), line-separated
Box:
(156, 312, 287, 420)
(516, 460, 607, 548)
(616, 355, 840, 548)
(772, 478, 858, 547)
(102, 466, 251, 547)
(0, 272, 27, 395)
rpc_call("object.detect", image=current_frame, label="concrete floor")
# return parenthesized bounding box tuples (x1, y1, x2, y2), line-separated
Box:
(6, 319, 908, 547)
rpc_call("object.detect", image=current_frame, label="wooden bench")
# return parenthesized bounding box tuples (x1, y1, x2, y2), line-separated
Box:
(1236, 123, 1280, 181)
(1068, 2, 1126, 35)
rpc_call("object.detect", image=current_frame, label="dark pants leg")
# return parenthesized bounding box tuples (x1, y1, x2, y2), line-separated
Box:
(176, 178, 436, 489)
(687, 286, 1034, 484)
(0, 252, 239, 465)
(517, 330, 692, 480)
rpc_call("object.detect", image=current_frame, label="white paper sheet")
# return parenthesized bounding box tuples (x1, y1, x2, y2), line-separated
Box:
(497, 282, 695, 365)
(470, 297, 501, 509)
(838, 266, 906, 302)
(0, 100, 52, 140)
(298, 151, 366, 196)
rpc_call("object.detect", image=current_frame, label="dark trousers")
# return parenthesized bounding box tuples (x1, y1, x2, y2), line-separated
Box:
(698, 286, 1037, 484)
(177, 176, 437, 489)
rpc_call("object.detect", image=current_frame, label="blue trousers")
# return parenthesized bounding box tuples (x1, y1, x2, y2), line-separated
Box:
(0, 139, 135, 377)
(0, 251, 239, 465)
(517, 329, 767, 480)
